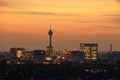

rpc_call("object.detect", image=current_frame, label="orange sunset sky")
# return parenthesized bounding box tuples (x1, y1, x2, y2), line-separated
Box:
(0, 0, 120, 51)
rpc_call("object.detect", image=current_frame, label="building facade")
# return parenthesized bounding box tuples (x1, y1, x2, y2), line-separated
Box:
(10, 47, 25, 58)
(33, 50, 46, 63)
(80, 43, 98, 62)
(70, 51, 85, 63)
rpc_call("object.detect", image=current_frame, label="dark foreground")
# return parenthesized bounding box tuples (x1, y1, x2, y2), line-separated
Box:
(0, 61, 120, 80)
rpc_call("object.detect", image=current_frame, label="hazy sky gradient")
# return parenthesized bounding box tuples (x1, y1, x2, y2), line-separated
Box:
(0, 0, 120, 51)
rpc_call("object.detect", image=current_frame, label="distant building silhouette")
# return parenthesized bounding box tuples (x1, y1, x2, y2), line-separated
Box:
(70, 51, 85, 63)
(108, 51, 120, 64)
(33, 50, 46, 63)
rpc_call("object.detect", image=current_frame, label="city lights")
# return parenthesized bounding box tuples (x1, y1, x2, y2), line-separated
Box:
(45, 56, 52, 61)
(17, 50, 22, 58)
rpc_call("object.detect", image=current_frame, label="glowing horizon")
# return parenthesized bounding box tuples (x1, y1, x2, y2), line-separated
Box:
(0, 0, 120, 51)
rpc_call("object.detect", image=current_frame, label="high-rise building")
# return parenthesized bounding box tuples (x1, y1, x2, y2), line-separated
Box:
(70, 51, 85, 63)
(10, 47, 25, 58)
(46, 24, 54, 54)
(80, 43, 98, 62)
(33, 50, 46, 63)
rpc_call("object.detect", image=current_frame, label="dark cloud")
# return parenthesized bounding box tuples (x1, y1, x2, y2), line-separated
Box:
(75, 21, 93, 23)
(116, 0, 120, 3)
(0, 11, 81, 17)
(104, 18, 120, 23)
(101, 14, 120, 23)
(0, 0, 10, 7)
(111, 18, 120, 23)
(96, 26, 120, 30)
(99, 26, 120, 29)
(0, 11, 57, 15)
(0, 0, 21, 9)
(103, 14, 120, 16)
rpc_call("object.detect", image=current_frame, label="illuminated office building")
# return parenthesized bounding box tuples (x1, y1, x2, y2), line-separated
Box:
(80, 43, 98, 62)
(10, 47, 25, 58)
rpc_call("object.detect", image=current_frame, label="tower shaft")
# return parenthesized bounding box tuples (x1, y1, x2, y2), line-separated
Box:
(49, 35, 52, 47)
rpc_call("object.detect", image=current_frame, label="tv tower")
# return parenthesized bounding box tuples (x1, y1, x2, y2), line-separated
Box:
(46, 24, 53, 53)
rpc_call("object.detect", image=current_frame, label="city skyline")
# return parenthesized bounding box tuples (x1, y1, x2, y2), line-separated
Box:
(0, 0, 120, 51)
